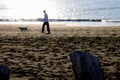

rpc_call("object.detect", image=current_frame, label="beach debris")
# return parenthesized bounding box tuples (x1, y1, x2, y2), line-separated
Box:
(0, 65, 10, 80)
(115, 71, 120, 80)
(70, 51, 105, 80)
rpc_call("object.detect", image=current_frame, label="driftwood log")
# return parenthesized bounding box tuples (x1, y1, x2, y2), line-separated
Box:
(0, 65, 10, 80)
(115, 71, 120, 80)
(70, 51, 105, 80)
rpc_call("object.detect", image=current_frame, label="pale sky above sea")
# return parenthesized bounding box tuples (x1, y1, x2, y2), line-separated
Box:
(0, 0, 57, 19)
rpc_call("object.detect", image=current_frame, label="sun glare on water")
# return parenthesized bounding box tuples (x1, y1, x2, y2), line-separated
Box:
(3, 0, 57, 19)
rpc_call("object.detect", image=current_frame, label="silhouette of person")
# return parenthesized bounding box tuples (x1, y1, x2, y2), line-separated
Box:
(42, 10, 51, 34)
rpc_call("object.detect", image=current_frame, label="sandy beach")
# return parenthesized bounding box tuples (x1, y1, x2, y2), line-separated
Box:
(0, 23, 120, 80)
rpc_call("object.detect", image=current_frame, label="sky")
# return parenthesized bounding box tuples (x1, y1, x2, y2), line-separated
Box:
(0, 0, 57, 19)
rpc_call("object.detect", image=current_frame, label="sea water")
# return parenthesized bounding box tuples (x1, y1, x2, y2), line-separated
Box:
(0, 0, 120, 26)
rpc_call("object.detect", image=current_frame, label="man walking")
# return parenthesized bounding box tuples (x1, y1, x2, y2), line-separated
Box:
(42, 10, 51, 34)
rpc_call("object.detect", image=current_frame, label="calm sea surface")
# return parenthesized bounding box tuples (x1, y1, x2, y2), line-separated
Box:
(51, 0, 120, 20)
(0, 0, 120, 26)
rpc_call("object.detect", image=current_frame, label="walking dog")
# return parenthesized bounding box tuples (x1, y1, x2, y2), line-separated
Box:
(18, 27, 28, 32)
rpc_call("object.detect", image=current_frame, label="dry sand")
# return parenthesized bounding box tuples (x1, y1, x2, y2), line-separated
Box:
(0, 23, 120, 80)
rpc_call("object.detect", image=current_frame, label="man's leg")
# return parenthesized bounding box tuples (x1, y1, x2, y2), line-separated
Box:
(42, 22, 45, 33)
(47, 22, 50, 34)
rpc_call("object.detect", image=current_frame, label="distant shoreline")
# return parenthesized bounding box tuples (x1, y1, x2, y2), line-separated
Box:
(0, 18, 102, 22)
(0, 21, 120, 26)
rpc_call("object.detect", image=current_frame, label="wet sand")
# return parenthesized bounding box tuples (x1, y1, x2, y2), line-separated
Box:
(0, 23, 120, 80)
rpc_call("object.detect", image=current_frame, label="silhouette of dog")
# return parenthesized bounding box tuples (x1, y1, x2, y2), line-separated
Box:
(18, 27, 28, 32)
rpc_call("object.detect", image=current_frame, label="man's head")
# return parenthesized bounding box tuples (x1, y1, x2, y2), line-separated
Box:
(43, 10, 46, 13)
